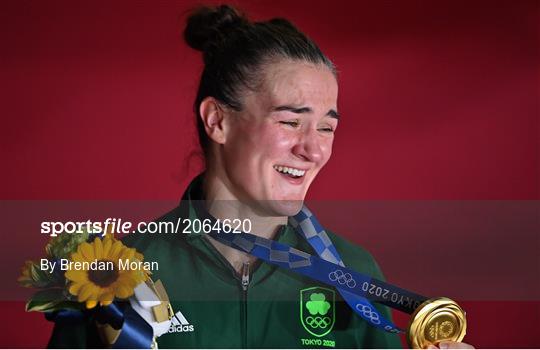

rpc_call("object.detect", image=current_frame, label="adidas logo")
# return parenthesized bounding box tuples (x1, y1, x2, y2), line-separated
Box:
(168, 310, 195, 333)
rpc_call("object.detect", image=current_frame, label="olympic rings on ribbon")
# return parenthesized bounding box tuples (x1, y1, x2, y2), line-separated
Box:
(328, 269, 357, 288)
(305, 316, 331, 328)
(384, 325, 401, 333)
(355, 304, 381, 324)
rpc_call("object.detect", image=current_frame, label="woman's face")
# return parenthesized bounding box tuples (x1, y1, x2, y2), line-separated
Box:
(220, 60, 338, 216)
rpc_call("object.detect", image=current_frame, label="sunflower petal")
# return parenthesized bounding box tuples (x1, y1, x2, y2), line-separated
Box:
(65, 270, 88, 283)
(71, 252, 84, 262)
(115, 285, 134, 299)
(79, 242, 95, 261)
(102, 237, 112, 257)
(121, 248, 135, 261)
(68, 282, 84, 295)
(116, 273, 135, 286)
(109, 241, 124, 260)
(94, 238, 103, 260)
(78, 283, 95, 302)
(99, 292, 114, 305)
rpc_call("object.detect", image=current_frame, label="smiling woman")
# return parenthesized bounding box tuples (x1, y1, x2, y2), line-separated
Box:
(201, 60, 338, 216)
(45, 4, 467, 349)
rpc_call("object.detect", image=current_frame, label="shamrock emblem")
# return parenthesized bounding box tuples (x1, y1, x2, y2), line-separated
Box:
(306, 293, 331, 315)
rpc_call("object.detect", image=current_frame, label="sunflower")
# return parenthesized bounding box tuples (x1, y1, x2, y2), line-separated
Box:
(65, 236, 148, 309)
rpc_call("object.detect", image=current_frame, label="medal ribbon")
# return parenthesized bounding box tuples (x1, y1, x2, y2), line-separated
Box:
(46, 301, 153, 348)
(196, 202, 427, 334)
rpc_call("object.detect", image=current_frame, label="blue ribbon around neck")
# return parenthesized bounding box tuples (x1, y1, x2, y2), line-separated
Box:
(198, 203, 427, 334)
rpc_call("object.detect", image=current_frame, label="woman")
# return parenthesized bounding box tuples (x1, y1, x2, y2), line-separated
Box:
(48, 5, 472, 349)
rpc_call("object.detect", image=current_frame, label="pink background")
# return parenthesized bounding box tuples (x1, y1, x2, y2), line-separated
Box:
(1, 0, 538, 348)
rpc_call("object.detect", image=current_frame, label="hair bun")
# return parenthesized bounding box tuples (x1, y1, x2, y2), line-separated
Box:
(184, 5, 247, 53)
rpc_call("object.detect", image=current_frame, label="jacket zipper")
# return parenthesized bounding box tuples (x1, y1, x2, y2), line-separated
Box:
(241, 262, 250, 291)
(241, 262, 250, 348)
(200, 236, 251, 348)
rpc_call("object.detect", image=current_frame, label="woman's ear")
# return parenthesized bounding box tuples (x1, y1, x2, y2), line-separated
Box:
(199, 97, 228, 144)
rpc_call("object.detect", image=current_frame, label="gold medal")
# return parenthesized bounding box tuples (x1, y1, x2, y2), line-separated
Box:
(407, 297, 467, 349)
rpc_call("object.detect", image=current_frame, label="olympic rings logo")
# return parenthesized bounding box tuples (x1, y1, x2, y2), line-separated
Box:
(355, 304, 381, 324)
(305, 316, 332, 328)
(328, 269, 356, 288)
(384, 325, 400, 333)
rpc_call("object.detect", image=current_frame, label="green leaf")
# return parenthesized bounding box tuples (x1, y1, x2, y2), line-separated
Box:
(29, 263, 51, 284)
(26, 300, 60, 312)
(27, 300, 85, 313)
(28, 262, 64, 288)
(25, 288, 66, 312)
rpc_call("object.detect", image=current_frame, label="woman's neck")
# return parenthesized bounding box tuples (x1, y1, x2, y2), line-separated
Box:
(201, 171, 287, 274)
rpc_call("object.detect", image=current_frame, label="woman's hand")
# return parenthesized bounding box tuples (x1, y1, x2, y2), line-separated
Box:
(427, 341, 475, 349)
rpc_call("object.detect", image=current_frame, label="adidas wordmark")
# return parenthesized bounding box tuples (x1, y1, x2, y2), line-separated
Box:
(168, 310, 195, 333)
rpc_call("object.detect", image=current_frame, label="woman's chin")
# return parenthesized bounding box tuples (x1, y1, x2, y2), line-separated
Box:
(266, 199, 304, 217)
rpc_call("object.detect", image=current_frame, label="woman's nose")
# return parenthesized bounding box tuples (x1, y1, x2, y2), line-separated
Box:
(292, 129, 323, 163)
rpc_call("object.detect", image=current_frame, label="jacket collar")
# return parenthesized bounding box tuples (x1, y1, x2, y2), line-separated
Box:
(177, 173, 317, 284)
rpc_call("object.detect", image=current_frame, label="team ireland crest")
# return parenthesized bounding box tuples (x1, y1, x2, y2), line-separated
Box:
(300, 286, 336, 337)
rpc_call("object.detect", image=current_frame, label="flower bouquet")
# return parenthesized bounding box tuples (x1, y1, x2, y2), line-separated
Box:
(19, 231, 172, 348)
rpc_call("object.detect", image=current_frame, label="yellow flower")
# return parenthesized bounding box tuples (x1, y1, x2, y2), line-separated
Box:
(65, 236, 148, 309)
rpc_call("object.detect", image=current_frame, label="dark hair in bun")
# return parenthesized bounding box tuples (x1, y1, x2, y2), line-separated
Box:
(184, 5, 248, 54)
(184, 4, 335, 153)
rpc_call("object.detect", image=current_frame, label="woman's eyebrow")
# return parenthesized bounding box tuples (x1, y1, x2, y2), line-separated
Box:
(273, 105, 311, 114)
(273, 105, 340, 119)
